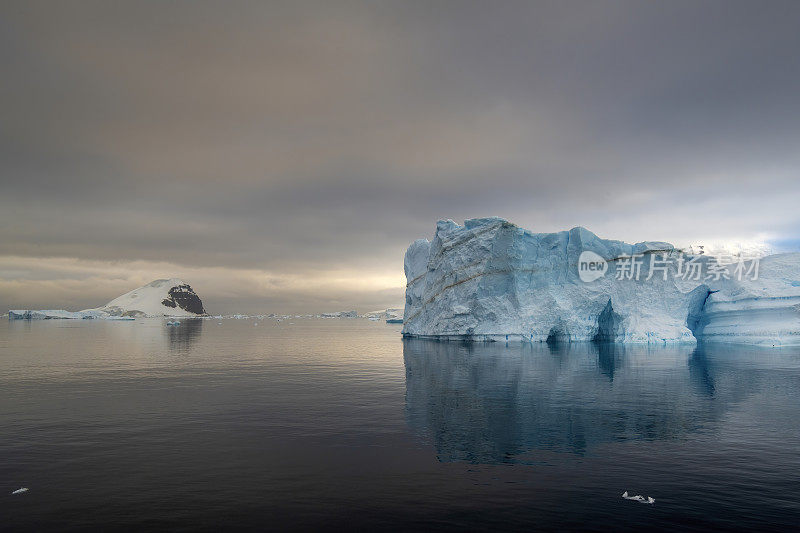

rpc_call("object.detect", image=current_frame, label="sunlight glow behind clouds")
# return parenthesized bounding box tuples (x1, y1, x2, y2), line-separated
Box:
(0, 256, 405, 314)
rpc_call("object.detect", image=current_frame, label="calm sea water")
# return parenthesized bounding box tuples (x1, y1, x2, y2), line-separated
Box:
(2, 318, 799, 531)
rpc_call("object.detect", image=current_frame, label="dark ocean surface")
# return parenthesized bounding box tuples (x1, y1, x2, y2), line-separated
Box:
(2, 318, 799, 531)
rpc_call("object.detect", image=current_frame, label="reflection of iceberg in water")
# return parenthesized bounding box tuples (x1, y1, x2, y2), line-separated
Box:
(688, 347, 716, 396)
(594, 341, 624, 380)
(403, 339, 756, 463)
(167, 318, 203, 352)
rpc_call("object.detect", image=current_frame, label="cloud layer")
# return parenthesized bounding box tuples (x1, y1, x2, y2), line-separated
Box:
(2, 1, 799, 313)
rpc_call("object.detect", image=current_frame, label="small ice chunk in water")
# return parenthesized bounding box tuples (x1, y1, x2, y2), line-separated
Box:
(622, 491, 654, 504)
(12, 487, 29, 495)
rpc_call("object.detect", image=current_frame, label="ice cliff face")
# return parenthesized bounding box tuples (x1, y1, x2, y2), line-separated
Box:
(697, 253, 800, 346)
(402, 218, 799, 345)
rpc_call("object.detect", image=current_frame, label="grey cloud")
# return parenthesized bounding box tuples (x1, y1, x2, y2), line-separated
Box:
(1, 0, 799, 312)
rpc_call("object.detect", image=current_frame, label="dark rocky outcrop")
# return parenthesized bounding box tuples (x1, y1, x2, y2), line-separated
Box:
(162, 284, 207, 315)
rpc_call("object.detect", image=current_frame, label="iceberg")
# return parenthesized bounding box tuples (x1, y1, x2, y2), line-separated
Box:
(384, 308, 403, 323)
(365, 308, 404, 323)
(402, 218, 800, 345)
(8, 309, 111, 320)
(9, 310, 85, 320)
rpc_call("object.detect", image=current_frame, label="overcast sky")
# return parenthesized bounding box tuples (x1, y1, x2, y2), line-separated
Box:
(2, 0, 799, 313)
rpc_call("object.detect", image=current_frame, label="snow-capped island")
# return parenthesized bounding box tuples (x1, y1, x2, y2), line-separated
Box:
(402, 218, 800, 346)
(9, 278, 207, 320)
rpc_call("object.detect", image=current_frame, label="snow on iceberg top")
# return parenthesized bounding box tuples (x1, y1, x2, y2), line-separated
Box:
(709, 253, 800, 301)
(414, 218, 675, 268)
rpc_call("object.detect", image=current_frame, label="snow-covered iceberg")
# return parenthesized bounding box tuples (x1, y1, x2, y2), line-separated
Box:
(9, 278, 207, 320)
(402, 218, 799, 345)
(385, 308, 403, 323)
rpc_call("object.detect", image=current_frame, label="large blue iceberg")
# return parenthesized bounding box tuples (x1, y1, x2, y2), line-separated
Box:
(402, 218, 800, 346)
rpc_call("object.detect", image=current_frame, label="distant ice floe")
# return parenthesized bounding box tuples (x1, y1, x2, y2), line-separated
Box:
(10, 303, 413, 326)
(622, 491, 654, 504)
(8, 309, 112, 320)
(365, 308, 404, 323)
(320, 311, 358, 318)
